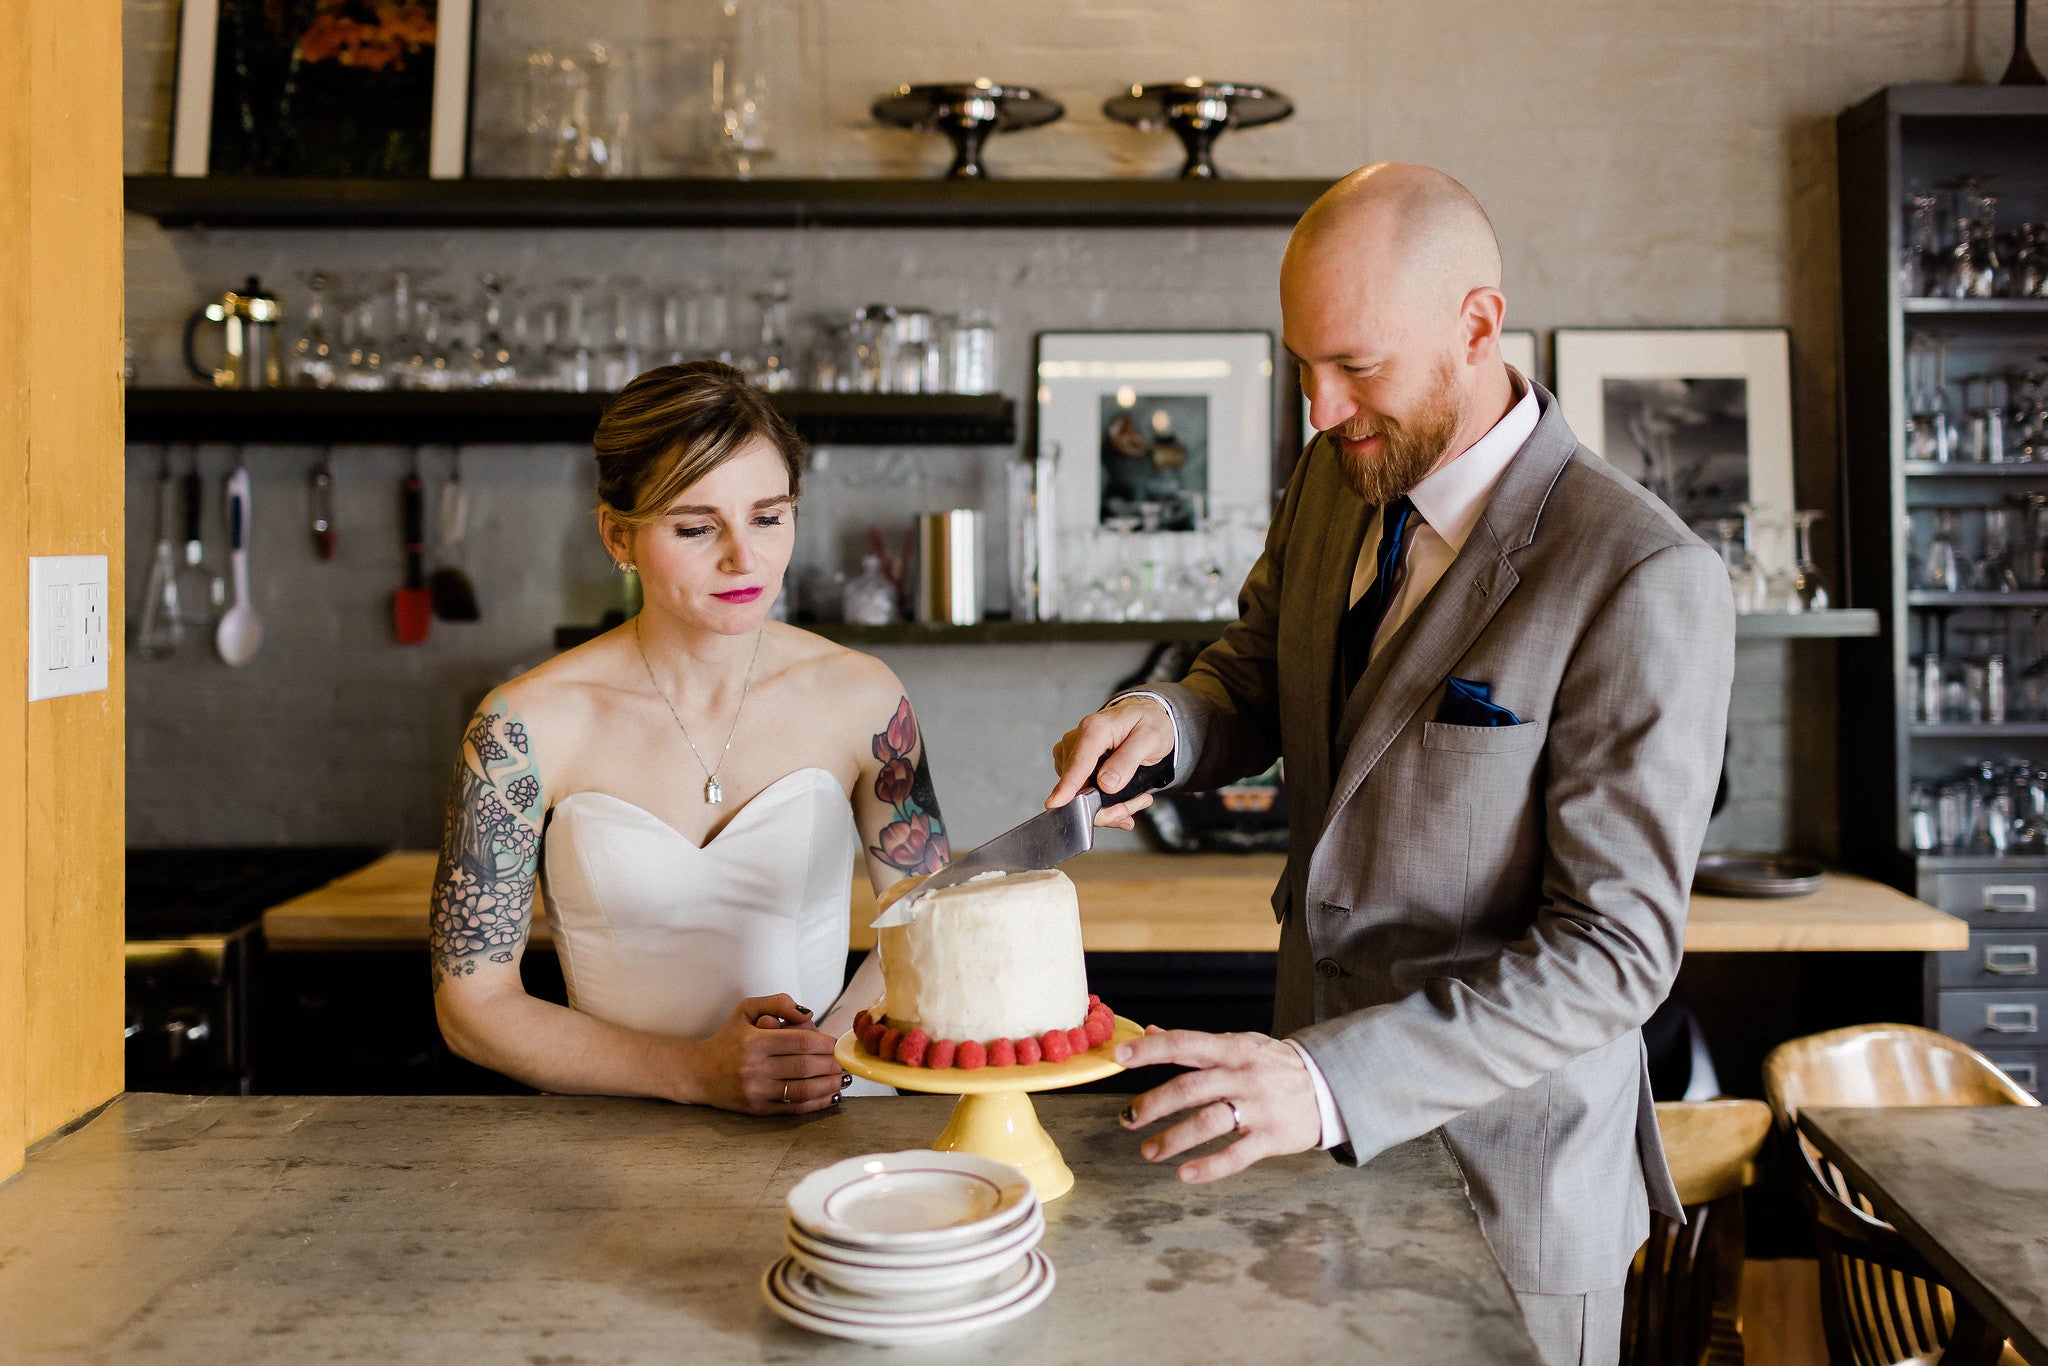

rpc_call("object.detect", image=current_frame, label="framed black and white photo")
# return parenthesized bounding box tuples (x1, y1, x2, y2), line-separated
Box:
(1553, 328, 1794, 532)
(1033, 331, 1273, 621)
(172, 0, 474, 177)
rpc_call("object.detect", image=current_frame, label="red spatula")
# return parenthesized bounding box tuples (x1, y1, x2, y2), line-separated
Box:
(393, 469, 433, 644)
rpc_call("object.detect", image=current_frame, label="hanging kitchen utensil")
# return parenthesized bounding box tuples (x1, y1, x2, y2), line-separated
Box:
(310, 456, 336, 561)
(214, 465, 264, 667)
(177, 453, 226, 624)
(139, 451, 184, 657)
(393, 462, 434, 645)
(428, 448, 480, 622)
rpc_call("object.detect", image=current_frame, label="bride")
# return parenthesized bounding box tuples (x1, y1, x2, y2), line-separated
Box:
(430, 361, 948, 1114)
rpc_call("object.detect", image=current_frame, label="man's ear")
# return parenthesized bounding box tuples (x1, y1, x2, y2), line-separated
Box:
(1460, 286, 1507, 365)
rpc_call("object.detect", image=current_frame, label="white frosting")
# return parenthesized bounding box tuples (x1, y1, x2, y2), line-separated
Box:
(876, 869, 1088, 1042)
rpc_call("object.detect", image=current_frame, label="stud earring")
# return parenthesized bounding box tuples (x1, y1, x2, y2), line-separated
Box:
(616, 561, 636, 574)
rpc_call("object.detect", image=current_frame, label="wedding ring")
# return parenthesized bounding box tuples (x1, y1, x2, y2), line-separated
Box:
(1226, 1100, 1243, 1135)
(782, 1082, 791, 1104)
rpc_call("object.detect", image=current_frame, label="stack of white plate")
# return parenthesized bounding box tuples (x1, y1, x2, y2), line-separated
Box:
(765, 1150, 1053, 1345)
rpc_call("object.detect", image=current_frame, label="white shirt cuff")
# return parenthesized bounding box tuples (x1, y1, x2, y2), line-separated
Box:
(1283, 1038, 1348, 1150)
(1110, 689, 1189, 789)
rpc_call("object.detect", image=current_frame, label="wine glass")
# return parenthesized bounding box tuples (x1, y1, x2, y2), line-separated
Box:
(599, 278, 643, 391)
(467, 274, 518, 388)
(286, 271, 338, 389)
(1787, 510, 1831, 612)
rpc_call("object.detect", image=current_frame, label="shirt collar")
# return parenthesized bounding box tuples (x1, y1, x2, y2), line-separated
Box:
(1406, 369, 1539, 555)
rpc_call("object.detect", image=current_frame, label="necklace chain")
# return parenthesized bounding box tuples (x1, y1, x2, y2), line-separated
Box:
(634, 618, 764, 805)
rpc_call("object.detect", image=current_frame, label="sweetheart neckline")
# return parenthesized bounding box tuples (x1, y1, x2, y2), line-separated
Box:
(553, 767, 844, 852)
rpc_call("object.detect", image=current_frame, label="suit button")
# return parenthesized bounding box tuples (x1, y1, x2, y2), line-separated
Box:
(1316, 958, 1343, 980)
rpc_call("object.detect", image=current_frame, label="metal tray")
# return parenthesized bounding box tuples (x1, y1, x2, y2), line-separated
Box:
(1693, 853, 1827, 899)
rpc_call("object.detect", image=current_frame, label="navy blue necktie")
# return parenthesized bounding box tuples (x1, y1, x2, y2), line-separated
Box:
(1339, 496, 1416, 699)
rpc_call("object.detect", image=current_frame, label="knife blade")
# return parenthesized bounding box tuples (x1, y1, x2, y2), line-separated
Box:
(908, 758, 1175, 899)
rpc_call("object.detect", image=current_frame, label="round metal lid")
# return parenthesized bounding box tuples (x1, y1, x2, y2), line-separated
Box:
(1103, 80, 1295, 131)
(872, 82, 1066, 132)
(1692, 853, 1828, 900)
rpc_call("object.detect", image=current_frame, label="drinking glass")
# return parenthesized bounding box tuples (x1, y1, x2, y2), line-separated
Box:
(1961, 375, 2008, 464)
(557, 282, 597, 393)
(1975, 506, 2020, 592)
(1923, 509, 1962, 591)
(285, 271, 338, 389)
(1953, 189, 2000, 299)
(340, 295, 385, 390)
(1906, 333, 1958, 463)
(1903, 194, 1948, 297)
(467, 274, 518, 388)
(1729, 504, 1771, 613)
(1911, 780, 1938, 851)
(748, 279, 798, 391)
(713, 0, 776, 179)
(949, 311, 998, 394)
(599, 279, 643, 391)
(1786, 510, 1830, 611)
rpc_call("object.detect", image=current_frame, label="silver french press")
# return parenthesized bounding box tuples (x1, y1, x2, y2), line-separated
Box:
(184, 276, 283, 388)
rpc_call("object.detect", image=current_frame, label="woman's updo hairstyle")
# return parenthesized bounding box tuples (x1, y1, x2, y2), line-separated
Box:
(594, 361, 806, 527)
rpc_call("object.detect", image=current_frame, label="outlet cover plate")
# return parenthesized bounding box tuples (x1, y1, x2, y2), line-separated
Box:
(28, 555, 110, 701)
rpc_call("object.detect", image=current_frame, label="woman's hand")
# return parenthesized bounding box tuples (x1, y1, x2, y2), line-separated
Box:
(681, 994, 848, 1115)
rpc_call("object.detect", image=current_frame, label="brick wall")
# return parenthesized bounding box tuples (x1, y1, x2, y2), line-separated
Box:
(122, 0, 2021, 852)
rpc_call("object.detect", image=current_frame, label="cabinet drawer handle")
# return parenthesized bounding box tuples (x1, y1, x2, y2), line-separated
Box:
(1984, 944, 2040, 976)
(1999, 1062, 2039, 1093)
(1985, 1003, 2039, 1034)
(1982, 885, 2037, 913)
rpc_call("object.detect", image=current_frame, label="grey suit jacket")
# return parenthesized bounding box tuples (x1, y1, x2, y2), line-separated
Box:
(1148, 385, 1734, 1295)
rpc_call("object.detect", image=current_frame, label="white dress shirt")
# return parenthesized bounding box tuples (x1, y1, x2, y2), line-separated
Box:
(1125, 374, 1539, 1150)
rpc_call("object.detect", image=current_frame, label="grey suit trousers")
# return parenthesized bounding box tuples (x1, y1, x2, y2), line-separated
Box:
(1518, 1284, 1626, 1366)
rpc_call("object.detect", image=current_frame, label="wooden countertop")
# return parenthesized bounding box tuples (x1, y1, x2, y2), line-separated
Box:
(0, 1093, 1541, 1363)
(263, 850, 1967, 955)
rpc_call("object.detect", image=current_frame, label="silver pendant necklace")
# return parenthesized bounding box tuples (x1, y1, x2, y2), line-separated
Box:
(635, 617, 764, 805)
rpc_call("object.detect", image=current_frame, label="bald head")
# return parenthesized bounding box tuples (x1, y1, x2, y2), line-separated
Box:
(1285, 162, 1502, 313)
(1282, 163, 1516, 505)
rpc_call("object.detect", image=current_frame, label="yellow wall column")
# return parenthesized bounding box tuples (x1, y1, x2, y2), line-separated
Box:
(1, 0, 127, 1182)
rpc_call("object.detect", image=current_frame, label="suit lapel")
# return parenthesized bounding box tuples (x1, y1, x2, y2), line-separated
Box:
(1322, 386, 1580, 828)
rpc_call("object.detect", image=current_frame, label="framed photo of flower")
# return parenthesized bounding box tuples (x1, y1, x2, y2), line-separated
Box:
(171, 0, 475, 177)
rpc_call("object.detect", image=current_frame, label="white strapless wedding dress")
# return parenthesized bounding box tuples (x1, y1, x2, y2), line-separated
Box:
(541, 768, 862, 1042)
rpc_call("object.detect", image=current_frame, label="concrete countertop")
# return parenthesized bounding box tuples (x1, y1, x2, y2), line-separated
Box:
(0, 1093, 1539, 1364)
(262, 849, 1968, 954)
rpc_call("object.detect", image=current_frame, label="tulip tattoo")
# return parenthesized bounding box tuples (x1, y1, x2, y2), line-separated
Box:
(868, 696, 949, 877)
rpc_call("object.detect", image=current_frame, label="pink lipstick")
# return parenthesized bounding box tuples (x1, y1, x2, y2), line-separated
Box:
(714, 587, 763, 604)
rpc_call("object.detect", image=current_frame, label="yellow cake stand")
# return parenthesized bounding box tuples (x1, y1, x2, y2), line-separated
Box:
(836, 1016, 1142, 1201)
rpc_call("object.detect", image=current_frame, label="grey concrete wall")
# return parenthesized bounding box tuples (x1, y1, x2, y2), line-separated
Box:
(123, 0, 2017, 852)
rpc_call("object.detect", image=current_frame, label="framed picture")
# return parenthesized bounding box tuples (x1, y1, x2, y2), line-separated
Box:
(1552, 328, 1794, 536)
(1294, 329, 1539, 456)
(1033, 330, 1274, 621)
(172, 0, 474, 178)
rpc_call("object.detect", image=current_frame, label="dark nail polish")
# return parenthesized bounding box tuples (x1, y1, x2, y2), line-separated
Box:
(830, 1093, 842, 1105)
(796, 1005, 813, 1015)
(841, 1073, 853, 1088)
(1120, 1104, 1136, 1126)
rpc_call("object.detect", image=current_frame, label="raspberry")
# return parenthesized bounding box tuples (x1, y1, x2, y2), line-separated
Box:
(860, 1021, 889, 1055)
(988, 1038, 1016, 1068)
(1067, 1026, 1091, 1054)
(1040, 1029, 1072, 1064)
(897, 1029, 930, 1068)
(1082, 1013, 1113, 1047)
(879, 1028, 903, 1063)
(929, 1038, 957, 1069)
(1087, 994, 1101, 1008)
(1015, 1036, 1042, 1066)
(853, 1009, 873, 1037)
(957, 1040, 987, 1070)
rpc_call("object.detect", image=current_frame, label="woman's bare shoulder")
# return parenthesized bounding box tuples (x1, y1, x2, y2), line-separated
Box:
(767, 624, 903, 703)
(471, 628, 640, 757)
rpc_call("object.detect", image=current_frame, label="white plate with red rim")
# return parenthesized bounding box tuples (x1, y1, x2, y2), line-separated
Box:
(785, 1202, 1044, 1269)
(784, 1150, 1036, 1250)
(761, 1250, 1056, 1343)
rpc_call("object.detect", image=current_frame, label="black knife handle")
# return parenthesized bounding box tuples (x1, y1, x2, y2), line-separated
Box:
(1096, 758, 1175, 807)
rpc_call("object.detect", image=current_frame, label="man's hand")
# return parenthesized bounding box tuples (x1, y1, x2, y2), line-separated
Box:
(1114, 1026, 1321, 1183)
(1049, 696, 1176, 829)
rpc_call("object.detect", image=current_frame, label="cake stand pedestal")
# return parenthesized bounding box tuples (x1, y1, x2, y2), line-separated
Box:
(835, 1016, 1142, 1201)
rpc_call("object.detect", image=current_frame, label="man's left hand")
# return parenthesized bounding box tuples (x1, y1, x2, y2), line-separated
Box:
(1115, 1027, 1322, 1183)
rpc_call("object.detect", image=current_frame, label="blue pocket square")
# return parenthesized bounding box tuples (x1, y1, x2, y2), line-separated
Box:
(1435, 677, 1524, 728)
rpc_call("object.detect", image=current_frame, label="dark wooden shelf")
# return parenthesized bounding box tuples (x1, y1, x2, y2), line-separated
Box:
(1906, 591, 2048, 608)
(123, 387, 1016, 447)
(125, 175, 1334, 230)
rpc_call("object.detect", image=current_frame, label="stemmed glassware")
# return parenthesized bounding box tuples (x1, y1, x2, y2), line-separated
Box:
(1923, 509, 1962, 592)
(599, 278, 643, 392)
(1785, 511, 1831, 611)
(286, 271, 338, 389)
(467, 274, 518, 388)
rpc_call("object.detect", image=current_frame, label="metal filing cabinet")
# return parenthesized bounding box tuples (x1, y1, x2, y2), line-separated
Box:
(1919, 869, 2048, 1096)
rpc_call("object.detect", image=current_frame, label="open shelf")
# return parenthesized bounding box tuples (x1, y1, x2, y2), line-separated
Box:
(1911, 723, 2048, 739)
(1905, 461, 2048, 477)
(1902, 297, 2048, 316)
(1905, 591, 2048, 608)
(125, 175, 1333, 231)
(123, 386, 1017, 447)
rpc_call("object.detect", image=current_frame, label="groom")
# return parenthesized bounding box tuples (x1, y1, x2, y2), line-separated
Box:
(1047, 163, 1734, 1366)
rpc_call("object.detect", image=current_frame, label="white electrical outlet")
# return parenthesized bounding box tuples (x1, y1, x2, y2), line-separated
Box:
(28, 555, 110, 701)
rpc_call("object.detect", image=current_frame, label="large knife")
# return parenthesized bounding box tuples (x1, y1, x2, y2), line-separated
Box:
(906, 758, 1176, 901)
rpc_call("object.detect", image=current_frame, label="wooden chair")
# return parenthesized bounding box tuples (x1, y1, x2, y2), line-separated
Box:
(1622, 1098, 1772, 1366)
(1761, 1024, 2038, 1366)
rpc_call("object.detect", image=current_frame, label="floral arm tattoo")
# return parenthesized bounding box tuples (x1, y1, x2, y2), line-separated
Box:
(429, 704, 543, 990)
(867, 696, 951, 877)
